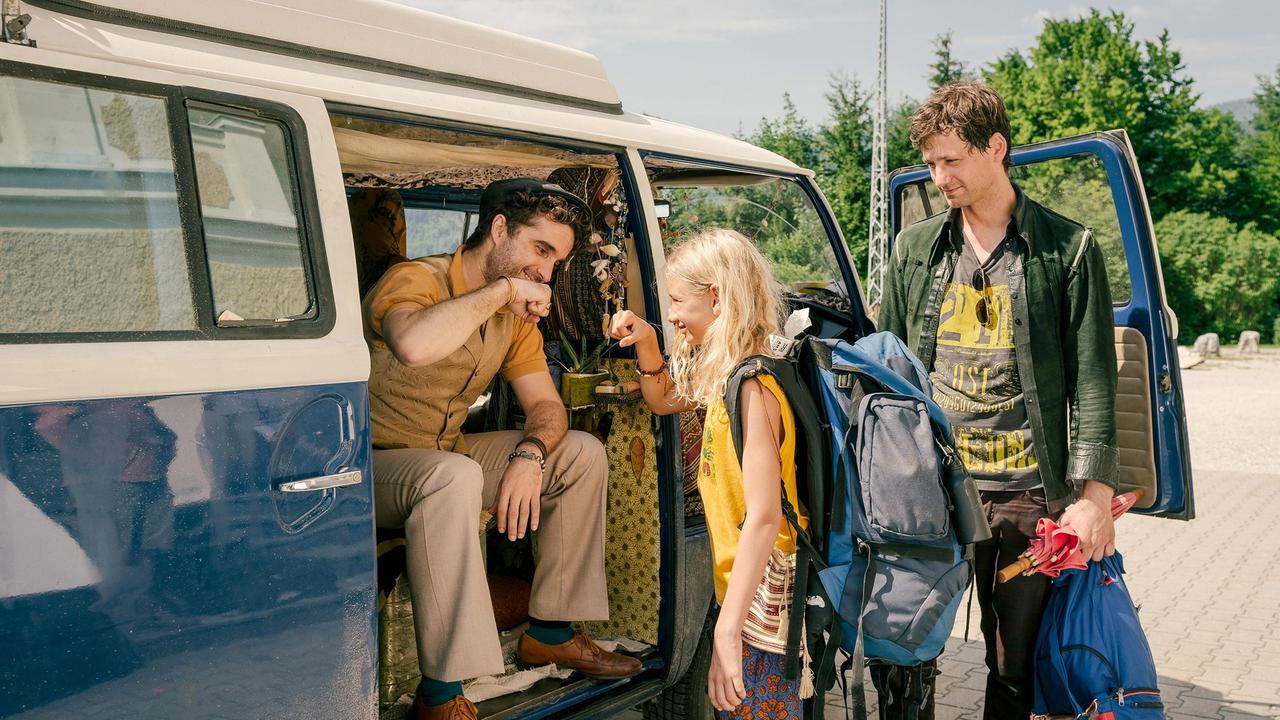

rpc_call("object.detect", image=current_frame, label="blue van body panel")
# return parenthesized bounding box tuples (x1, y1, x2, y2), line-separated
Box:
(0, 383, 376, 718)
(888, 134, 1193, 518)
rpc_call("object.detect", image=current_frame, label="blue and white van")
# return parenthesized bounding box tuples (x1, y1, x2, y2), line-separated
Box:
(0, 2, 1192, 719)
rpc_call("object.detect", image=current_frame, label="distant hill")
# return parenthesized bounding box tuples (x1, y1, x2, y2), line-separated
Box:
(1214, 98, 1257, 129)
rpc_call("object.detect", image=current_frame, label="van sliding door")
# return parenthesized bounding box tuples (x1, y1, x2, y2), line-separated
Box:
(0, 51, 375, 719)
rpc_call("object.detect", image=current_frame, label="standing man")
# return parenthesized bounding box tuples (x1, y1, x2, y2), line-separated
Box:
(364, 178, 641, 720)
(879, 83, 1119, 719)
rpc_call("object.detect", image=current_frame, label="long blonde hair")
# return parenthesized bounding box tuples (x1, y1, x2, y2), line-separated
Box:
(666, 228, 784, 407)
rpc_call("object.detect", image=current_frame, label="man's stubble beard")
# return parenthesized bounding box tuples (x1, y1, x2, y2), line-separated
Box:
(483, 240, 524, 284)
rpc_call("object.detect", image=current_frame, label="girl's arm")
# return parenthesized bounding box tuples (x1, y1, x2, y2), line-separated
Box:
(708, 378, 784, 711)
(607, 310, 694, 415)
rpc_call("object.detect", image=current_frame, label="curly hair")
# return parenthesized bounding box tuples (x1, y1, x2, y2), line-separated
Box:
(665, 228, 784, 407)
(910, 82, 1013, 170)
(463, 189, 592, 250)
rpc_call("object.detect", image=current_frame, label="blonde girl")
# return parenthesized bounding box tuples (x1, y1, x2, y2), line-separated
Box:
(608, 228, 808, 719)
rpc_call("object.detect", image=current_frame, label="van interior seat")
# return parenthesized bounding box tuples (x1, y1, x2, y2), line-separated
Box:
(348, 187, 412, 299)
(1113, 326, 1158, 508)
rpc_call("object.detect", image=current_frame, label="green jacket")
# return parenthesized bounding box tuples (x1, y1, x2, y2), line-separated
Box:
(878, 187, 1118, 512)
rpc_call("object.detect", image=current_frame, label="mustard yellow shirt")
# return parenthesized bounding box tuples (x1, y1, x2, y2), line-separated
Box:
(698, 374, 809, 604)
(362, 247, 547, 453)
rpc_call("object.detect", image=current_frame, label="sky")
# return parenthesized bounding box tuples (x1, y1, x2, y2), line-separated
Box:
(391, 1, 1279, 136)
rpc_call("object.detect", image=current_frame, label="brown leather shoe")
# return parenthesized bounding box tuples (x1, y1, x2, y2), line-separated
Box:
(518, 630, 643, 680)
(411, 694, 477, 720)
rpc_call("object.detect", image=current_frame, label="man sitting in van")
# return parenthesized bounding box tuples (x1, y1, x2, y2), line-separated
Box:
(363, 178, 642, 720)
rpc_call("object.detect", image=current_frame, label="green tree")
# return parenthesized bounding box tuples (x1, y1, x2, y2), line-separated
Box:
(814, 73, 873, 273)
(928, 31, 973, 89)
(743, 93, 841, 282)
(1155, 211, 1280, 340)
(1244, 65, 1280, 233)
(747, 76, 893, 278)
(984, 10, 1245, 222)
(749, 92, 820, 170)
(887, 99, 921, 173)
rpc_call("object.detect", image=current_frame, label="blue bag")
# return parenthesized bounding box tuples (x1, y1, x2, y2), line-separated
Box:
(1033, 553, 1165, 719)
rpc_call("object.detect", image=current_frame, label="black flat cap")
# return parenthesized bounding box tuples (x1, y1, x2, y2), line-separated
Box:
(480, 178, 592, 221)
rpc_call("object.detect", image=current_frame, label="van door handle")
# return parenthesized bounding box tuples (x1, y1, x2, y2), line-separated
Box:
(278, 469, 363, 493)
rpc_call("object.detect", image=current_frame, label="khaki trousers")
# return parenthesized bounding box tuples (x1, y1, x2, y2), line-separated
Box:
(372, 430, 609, 682)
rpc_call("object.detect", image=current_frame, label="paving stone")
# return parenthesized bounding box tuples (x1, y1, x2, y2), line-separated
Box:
(945, 645, 986, 666)
(1232, 678, 1280, 704)
(1169, 694, 1229, 717)
(1210, 653, 1259, 671)
(932, 705, 969, 720)
(954, 669, 987, 692)
(933, 687, 986, 712)
(1219, 711, 1271, 720)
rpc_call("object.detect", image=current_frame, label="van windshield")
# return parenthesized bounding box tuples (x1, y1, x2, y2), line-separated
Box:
(644, 157, 850, 311)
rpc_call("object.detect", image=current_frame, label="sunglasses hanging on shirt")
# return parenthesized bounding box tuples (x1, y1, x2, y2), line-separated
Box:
(971, 267, 993, 327)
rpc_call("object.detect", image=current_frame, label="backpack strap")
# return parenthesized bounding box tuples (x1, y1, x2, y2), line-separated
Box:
(827, 366, 867, 535)
(723, 356, 774, 475)
(807, 594, 843, 720)
(723, 354, 829, 684)
(846, 541, 876, 720)
(723, 355, 817, 541)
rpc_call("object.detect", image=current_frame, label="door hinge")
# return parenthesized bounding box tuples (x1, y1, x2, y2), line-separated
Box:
(2, 0, 35, 47)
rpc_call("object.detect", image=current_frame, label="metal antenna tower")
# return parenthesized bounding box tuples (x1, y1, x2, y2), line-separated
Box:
(866, 0, 888, 316)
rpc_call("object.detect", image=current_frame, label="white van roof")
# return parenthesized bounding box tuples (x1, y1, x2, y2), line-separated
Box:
(21, 0, 806, 175)
(25, 0, 622, 112)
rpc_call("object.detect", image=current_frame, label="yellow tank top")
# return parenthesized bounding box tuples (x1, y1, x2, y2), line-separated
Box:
(698, 373, 810, 604)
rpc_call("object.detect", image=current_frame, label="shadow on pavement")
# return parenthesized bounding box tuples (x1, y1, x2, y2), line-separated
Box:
(1160, 675, 1279, 719)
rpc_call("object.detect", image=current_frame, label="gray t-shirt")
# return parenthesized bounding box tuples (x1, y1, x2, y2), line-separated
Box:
(930, 228, 1042, 491)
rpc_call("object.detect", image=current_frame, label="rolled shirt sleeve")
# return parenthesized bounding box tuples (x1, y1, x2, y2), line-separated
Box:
(501, 320, 549, 380)
(363, 263, 442, 339)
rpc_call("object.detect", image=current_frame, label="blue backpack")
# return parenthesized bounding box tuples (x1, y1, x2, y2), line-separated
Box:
(723, 331, 990, 719)
(1033, 553, 1165, 719)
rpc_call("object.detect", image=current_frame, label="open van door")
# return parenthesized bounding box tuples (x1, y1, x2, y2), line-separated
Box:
(0, 37, 374, 718)
(889, 130, 1194, 519)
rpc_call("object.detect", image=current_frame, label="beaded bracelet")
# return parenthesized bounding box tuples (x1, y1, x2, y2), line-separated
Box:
(638, 358, 668, 377)
(519, 436, 549, 460)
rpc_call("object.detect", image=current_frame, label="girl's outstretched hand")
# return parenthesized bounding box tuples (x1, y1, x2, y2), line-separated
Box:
(707, 624, 747, 712)
(607, 310, 657, 350)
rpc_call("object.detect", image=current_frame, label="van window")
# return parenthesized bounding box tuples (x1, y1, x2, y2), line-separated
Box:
(0, 76, 197, 335)
(188, 105, 314, 324)
(404, 206, 477, 257)
(894, 155, 1133, 304)
(1009, 154, 1132, 304)
(896, 180, 945, 230)
(645, 158, 845, 298)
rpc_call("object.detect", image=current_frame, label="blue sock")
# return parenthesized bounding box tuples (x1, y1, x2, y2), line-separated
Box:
(418, 676, 463, 706)
(526, 617, 573, 645)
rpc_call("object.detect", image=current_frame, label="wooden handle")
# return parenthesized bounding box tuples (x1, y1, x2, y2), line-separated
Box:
(997, 556, 1035, 584)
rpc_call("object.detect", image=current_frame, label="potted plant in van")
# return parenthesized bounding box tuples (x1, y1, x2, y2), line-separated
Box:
(556, 332, 610, 408)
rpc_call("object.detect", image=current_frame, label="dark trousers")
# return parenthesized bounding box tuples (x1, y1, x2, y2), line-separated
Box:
(973, 489, 1054, 720)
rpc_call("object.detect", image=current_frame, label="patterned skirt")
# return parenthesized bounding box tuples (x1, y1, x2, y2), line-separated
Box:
(717, 642, 802, 720)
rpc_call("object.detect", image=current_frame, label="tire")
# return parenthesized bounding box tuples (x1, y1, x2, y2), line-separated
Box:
(644, 614, 715, 720)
